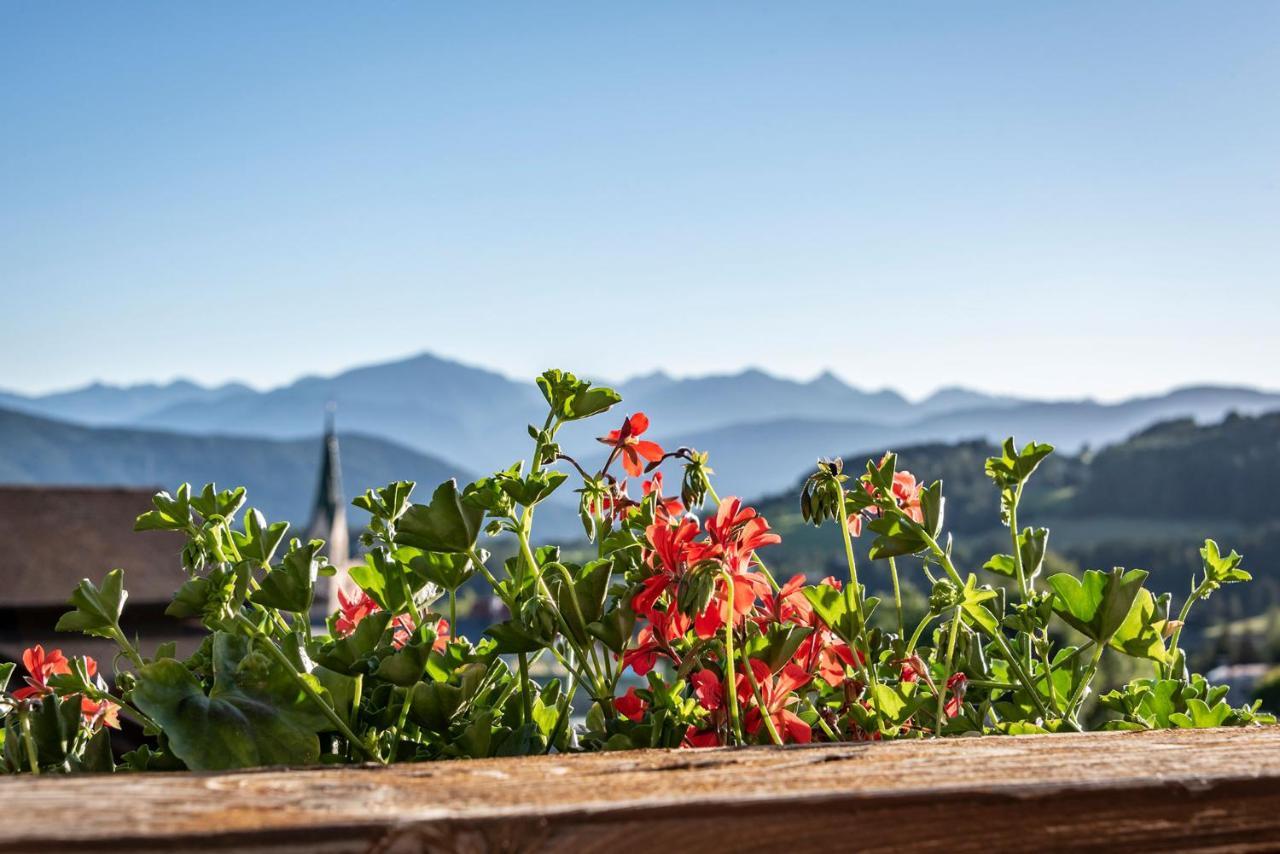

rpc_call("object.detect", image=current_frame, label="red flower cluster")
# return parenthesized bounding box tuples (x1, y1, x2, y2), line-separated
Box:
(621, 493, 863, 746)
(13, 645, 120, 730)
(336, 589, 449, 653)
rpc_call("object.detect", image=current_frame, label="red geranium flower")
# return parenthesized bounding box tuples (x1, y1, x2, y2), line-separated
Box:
(760, 572, 812, 624)
(614, 686, 649, 722)
(621, 609, 691, 675)
(849, 467, 925, 536)
(335, 589, 379, 637)
(683, 725, 721, 748)
(80, 694, 121, 730)
(598, 413, 664, 477)
(705, 497, 781, 570)
(642, 472, 683, 519)
(944, 672, 967, 719)
(737, 659, 812, 744)
(689, 668, 724, 711)
(632, 516, 708, 618)
(12, 645, 70, 700)
(693, 565, 770, 639)
(336, 589, 442, 652)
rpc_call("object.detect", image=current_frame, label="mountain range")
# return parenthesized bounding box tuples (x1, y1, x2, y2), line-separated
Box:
(0, 406, 466, 529)
(3, 351, 1279, 503)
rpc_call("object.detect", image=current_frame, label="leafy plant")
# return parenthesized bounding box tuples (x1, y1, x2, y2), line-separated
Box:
(1, 369, 1270, 776)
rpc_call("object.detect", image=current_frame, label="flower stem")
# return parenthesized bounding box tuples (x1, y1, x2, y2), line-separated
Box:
(722, 573, 744, 745)
(934, 606, 962, 737)
(834, 484, 883, 723)
(1065, 642, 1105, 724)
(888, 557, 905, 640)
(741, 651, 783, 746)
(19, 708, 39, 774)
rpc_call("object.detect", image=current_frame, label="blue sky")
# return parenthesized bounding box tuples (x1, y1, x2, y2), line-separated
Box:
(2, 2, 1277, 400)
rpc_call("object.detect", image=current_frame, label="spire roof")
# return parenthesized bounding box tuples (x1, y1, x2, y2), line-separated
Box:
(307, 402, 349, 561)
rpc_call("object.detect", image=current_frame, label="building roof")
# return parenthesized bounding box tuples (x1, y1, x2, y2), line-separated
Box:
(0, 485, 186, 608)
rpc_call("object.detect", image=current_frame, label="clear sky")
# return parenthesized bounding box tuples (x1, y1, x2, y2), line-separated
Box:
(2, 2, 1277, 400)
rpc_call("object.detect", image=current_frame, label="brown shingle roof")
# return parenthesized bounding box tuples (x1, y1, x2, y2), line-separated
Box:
(0, 486, 185, 608)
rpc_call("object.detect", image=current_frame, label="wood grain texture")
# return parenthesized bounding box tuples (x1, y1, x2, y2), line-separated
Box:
(4, 728, 1279, 853)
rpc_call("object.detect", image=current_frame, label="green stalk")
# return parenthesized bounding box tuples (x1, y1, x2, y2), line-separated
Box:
(741, 649, 783, 746)
(235, 615, 380, 762)
(803, 697, 840, 742)
(1065, 642, 1105, 724)
(448, 588, 457, 632)
(722, 573, 744, 745)
(107, 625, 146, 672)
(1163, 579, 1210, 679)
(1008, 484, 1030, 601)
(888, 557, 905, 640)
(834, 485, 882, 722)
(906, 610, 938, 655)
(1006, 488, 1035, 680)
(934, 606, 962, 737)
(19, 709, 39, 774)
(517, 653, 533, 724)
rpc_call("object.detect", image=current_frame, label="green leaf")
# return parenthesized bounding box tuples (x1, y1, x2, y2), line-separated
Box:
(166, 563, 250, 622)
(1046, 567, 1149, 644)
(132, 632, 332, 770)
(866, 515, 927, 560)
(134, 484, 193, 532)
(190, 484, 247, 522)
(802, 584, 877, 645)
(74, 727, 114, 773)
(409, 681, 463, 732)
(919, 480, 945, 539)
(348, 549, 412, 613)
(1200, 540, 1251, 588)
(958, 575, 1001, 634)
(984, 438, 1054, 488)
(982, 554, 1017, 578)
(498, 470, 569, 507)
(250, 539, 324, 613)
(395, 480, 484, 554)
(536, 369, 621, 422)
(0, 662, 13, 694)
(374, 635, 435, 686)
(484, 619, 547, 654)
(1108, 589, 1169, 663)
(587, 606, 636, 654)
(1170, 698, 1231, 729)
(314, 611, 392, 674)
(407, 549, 479, 593)
(232, 508, 289, 564)
(569, 386, 622, 420)
(352, 481, 415, 523)
(55, 568, 128, 638)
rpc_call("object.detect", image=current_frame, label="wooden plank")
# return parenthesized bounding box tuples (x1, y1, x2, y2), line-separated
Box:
(3, 728, 1279, 853)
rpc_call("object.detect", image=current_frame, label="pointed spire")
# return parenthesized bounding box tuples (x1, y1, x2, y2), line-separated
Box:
(307, 401, 349, 562)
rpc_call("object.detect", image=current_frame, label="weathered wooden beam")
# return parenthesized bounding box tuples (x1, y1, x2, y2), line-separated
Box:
(3, 728, 1278, 852)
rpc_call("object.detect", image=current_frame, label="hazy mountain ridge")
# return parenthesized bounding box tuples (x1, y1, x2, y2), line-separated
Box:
(671, 387, 1280, 499)
(0, 406, 469, 529)
(4, 352, 1277, 499)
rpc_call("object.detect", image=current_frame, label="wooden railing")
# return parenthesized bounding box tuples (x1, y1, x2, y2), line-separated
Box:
(3, 728, 1278, 852)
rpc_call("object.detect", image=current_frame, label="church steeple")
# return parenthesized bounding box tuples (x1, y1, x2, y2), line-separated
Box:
(307, 402, 349, 564)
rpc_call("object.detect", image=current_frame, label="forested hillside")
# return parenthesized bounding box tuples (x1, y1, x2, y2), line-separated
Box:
(751, 412, 1280, 624)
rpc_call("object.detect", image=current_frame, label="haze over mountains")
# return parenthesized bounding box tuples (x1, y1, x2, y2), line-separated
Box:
(2, 350, 1278, 505)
